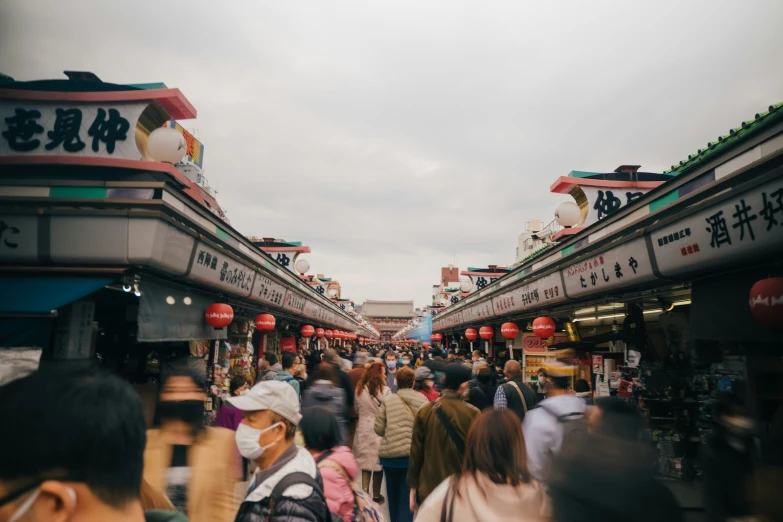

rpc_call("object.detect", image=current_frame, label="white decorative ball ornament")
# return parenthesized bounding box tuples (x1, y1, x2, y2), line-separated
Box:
(294, 257, 310, 274)
(147, 127, 186, 163)
(555, 201, 581, 227)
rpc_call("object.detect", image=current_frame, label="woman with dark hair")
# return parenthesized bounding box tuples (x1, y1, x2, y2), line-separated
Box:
(300, 407, 360, 522)
(143, 367, 238, 522)
(354, 361, 391, 503)
(574, 379, 594, 406)
(415, 409, 549, 522)
(301, 363, 348, 443)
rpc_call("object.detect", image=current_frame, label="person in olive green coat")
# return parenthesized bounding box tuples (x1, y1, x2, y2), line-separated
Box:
(374, 367, 429, 522)
(408, 364, 480, 513)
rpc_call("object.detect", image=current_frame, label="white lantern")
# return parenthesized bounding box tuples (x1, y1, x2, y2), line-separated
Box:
(294, 257, 310, 274)
(555, 201, 581, 227)
(147, 127, 186, 163)
(459, 278, 473, 293)
(328, 288, 338, 297)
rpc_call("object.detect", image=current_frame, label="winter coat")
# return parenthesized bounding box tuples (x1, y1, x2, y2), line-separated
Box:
(353, 385, 391, 470)
(416, 473, 550, 522)
(494, 377, 539, 423)
(273, 370, 301, 398)
(418, 386, 440, 402)
(261, 363, 283, 381)
(374, 388, 429, 459)
(235, 445, 329, 522)
(302, 381, 348, 445)
(522, 394, 586, 484)
(314, 447, 359, 522)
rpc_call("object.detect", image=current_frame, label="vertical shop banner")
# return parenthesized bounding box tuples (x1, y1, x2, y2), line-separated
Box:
(280, 336, 296, 353)
(650, 178, 783, 276)
(53, 301, 94, 359)
(561, 237, 656, 298)
(592, 354, 603, 374)
(189, 242, 255, 297)
(491, 271, 566, 316)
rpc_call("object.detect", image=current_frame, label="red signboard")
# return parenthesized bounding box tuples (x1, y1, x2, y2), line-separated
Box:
(280, 336, 297, 353)
(522, 333, 567, 353)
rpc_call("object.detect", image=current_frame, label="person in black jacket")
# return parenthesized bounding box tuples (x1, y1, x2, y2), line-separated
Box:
(228, 380, 329, 522)
(493, 360, 538, 422)
(325, 349, 355, 415)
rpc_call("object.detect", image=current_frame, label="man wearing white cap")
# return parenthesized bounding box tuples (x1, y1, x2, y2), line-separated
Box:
(229, 380, 330, 522)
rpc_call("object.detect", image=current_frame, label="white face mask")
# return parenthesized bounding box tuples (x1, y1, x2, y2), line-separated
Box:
(235, 421, 282, 460)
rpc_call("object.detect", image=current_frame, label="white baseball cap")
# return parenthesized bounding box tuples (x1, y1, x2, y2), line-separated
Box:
(226, 380, 302, 425)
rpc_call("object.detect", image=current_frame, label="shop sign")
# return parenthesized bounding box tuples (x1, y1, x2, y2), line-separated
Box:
(280, 336, 297, 353)
(561, 237, 655, 298)
(523, 333, 567, 353)
(189, 242, 255, 297)
(491, 272, 566, 316)
(303, 300, 319, 319)
(249, 273, 286, 308)
(651, 179, 783, 276)
(0, 102, 148, 159)
(53, 301, 94, 360)
(472, 275, 499, 292)
(0, 215, 37, 262)
(282, 290, 307, 314)
(592, 354, 603, 374)
(581, 186, 652, 228)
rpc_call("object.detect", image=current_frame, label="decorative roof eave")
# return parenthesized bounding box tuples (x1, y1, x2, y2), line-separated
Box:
(550, 176, 662, 194)
(461, 270, 508, 277)
(257, 245, 311, 254)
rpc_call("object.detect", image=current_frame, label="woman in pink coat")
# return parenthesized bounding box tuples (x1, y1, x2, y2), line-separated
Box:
(301, 406, 360, 522)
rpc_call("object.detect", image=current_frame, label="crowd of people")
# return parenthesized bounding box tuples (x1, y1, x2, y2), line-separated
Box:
(1, 343, 780, 522)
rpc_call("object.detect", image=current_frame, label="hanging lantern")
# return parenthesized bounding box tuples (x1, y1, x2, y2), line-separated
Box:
(254, 313, 276, 332)
(315, 328, 325, 338)
(324, 330, 334, 339)
(301, 325, 315, 337)
(750, 277, 783, 329)
(422, 342, 431, 348)
(431, 333, 443, 342)
(501, 322, 519, 339)
(205, 303, 233, 329)
(532, 316, 556, 339)
(465, 328, 478, 341)
(479, 326, 494, 340)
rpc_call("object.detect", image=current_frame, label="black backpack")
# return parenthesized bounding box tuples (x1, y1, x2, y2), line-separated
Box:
(539, 403, 588, 450)
(268, 472, 342, 522)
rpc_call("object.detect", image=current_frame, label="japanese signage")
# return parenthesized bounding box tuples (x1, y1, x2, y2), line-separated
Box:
(0, 102, 148, 159)
(280, 336, 297, 353)
(0, 215, 37, 262)
(561, 237, 655, 298)
(283, 290, 307, 314)
(164, 121, 204, 168)
(651, 179, 783, 276)
(189, 242, 255, 297)
(581, 186, 652, 228)
(472, 275, 499, 292)
(53, 301, 94, 360)
(249, 273, 286, 308)
(523, 333, 568, 353)
(303, 300, 320, 319)
(491, 272, 566, 316)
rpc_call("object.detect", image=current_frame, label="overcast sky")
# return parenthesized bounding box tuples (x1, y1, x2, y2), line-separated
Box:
(2, 0, 783, 308)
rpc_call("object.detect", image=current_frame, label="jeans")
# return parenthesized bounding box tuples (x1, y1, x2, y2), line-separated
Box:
(383, 466, 413, 522)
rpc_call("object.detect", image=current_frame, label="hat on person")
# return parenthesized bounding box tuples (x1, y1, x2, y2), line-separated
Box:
(354, 352, 370, 367)
(226, 380, 302, 424)
(414, 366, 433, 382)
(443, 364, 471, 390)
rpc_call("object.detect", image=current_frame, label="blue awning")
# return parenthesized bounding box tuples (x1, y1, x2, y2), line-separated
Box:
(0, 277, 114, 313)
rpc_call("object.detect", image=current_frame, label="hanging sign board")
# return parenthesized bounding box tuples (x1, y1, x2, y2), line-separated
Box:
(651, 179, 783, 276)
(282, 290, 307, 315)
(280, 336, 297, 353)
(491, 271, 566, 316)
(0, 215, 38, 263)
(523, 333, 568, 354)
(249, 273, 286, 308)
(189, 242, 255, 297)
(561, 237, 656, 298)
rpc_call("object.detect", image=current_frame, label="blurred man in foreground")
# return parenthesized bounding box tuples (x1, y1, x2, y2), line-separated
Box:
(0, 366, 187, 522)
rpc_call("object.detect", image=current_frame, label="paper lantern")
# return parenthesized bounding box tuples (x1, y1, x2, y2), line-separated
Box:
(555, 201, 581, 227)
(324, 329, 334, 339)
(431, 333, 443, 341)
(465, 328, 478, 341)
(315, 328, 325, 338)
(205, 303, 233, 329)
(479, 326, 494, 340)
(147, 127, 186, 163)
(532, 316, 556, 339)
(301, 325, 315, 337)
(501, 322, 519, 339)
(254, 314, 275, 332)
(750, 277, 783, 329)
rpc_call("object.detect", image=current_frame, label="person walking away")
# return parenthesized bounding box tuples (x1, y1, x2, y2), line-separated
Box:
(466, 362, 494, 410)
(548, 397, 682, 522)
(414, 367, 439, 402)
(374, 366, 429, 522)
(325, 349, 356, 419)
(293, 355, 309, 395)
(0, 366, 189, 522)
(353, 361, 391, 503)
(228, 380, 330, 522)
(273, 352, 301, 398)
(423, 349, 446, 393)
(522, 362, 586, 485)
(385, 350, 400, 393)
(144, 367, 237, 522)
(302, 363, 349, 444)
(215, 375, 251, 481)
(346, 351, 370, 449)
(415, 409, 550, 522)
(494, 360, 539, 423)
(300, 407, 360, 522)
(260, 351, 282, 381)
(574, 379, 594, 406)
(408, 364, 480, 510)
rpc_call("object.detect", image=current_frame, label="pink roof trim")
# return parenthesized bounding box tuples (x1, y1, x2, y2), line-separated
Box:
(550, 176, 663, 194)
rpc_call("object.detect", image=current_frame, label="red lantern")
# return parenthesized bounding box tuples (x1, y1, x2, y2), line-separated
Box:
(422, 342, 431, 348)
(750, 277, 783, 329)
(254, 314, 276, 332)
(324, 329, 334, 339)
(334, 331, 343, 339)
(479, 326, 494, 340)
(501, 322, 519, 339)
(532, 316, 556, 339)
(431, 333, 443, 341)
(301, 325, 315, 337)
(465, 328, 478, 341)
(205, 303, 233, 329)
(315, 328, 325, 338)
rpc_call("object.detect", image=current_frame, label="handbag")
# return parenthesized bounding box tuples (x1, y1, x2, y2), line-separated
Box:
(318, 459, 384, 522)
(433, 403, 465, 455)
(398, 395, 415, 418)
(506, 381, 529, 413)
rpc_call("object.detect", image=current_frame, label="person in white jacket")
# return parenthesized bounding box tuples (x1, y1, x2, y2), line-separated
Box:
(522, 363, 586, 485)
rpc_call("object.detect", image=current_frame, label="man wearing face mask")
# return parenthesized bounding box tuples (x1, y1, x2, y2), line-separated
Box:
(385, 351, 400, 393)
(144, 368, 238, 522)
(0, 366, 188, 522)
(228, 380, 330, 522)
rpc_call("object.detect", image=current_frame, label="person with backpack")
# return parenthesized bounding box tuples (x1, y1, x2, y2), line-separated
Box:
(228, 380, 330, 522)
(494, 360, 539, 422)
(374, 366, 429, 522)
(466, 362, 496, 411)
(302, 364, 349, 445)
(408, 364, 480, 512)
(522, 362, 586, 485)
(274, 352, 301, 398)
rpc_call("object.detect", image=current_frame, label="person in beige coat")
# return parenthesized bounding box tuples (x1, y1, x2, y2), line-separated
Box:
(353, 361, 391, 502)
(415, 408, 550, 522)
(374, 366, 429, 522)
